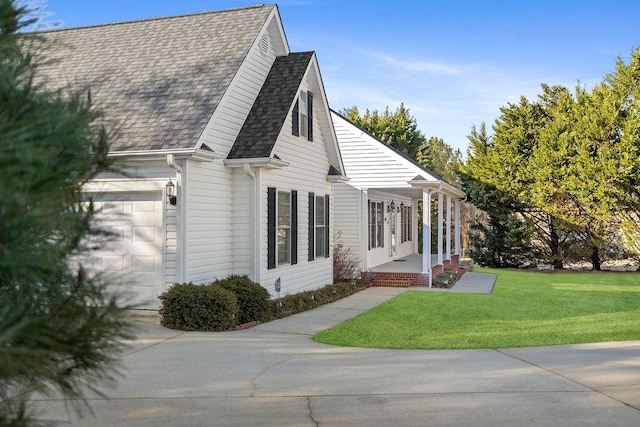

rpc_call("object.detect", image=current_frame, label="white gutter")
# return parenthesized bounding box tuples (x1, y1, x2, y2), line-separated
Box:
(166, 154, 183, 181)
(167, 154, 186, 282)
(111, 147, 220, 162)
(224, 157, 289, 169)
(243, 163, 261, 284)
(326, 174, 350, 183)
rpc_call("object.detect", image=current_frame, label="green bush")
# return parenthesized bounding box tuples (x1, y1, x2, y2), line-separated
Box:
(215, 275, 271, 324)
(159, 283, 238, 331)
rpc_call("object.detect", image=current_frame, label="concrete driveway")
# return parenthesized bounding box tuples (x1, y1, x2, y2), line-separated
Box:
(35, 279, 640, 426)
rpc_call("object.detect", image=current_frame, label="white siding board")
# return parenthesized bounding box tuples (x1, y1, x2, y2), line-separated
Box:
(232, 169, 252, 276)
(184, 159, 233, 284)
(333, 183, 361, 263)
(332, 111, 440, 190)
(196, 17, 279, 157)
(256, 77, 334, 296)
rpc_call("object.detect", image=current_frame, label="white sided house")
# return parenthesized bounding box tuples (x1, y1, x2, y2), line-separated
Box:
(40, 5, 345, 309)
(331, 111, 465, 287)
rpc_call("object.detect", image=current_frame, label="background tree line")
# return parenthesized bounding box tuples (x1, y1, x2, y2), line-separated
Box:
(342, 47, 640, 271)
(461, 48, 640, 269)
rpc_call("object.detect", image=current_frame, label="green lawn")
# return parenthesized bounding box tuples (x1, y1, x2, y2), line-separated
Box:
(314, 268, 640, 349)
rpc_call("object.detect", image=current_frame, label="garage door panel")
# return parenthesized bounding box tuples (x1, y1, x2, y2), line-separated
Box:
(133, 226, 156, 243)
(84, 191, 163, 309)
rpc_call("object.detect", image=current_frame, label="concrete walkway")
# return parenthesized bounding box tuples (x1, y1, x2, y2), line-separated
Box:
(448, 270, 496, 293)
(32, 275, 640, 426)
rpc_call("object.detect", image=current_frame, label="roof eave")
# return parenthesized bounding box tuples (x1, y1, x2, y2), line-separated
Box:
(109, 148, 220, 162)
(223, 157, 289, 169)
(327, 175, 350, 183)
(409, 176, 465, 198)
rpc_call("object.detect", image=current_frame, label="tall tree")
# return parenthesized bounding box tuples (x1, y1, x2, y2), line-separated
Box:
(0, 1, 132, 424)
(460, 124, 536, 267)
(416, 136, 462, 185)
(463, 48, 640, 269)
(342, 103, 426, 159)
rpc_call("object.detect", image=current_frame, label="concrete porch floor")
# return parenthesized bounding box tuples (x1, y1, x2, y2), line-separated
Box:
(368, 253, 439, 273)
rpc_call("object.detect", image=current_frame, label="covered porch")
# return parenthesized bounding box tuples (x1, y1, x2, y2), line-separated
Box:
(360, 178, 466, 288)
(364, 253, 464, 287)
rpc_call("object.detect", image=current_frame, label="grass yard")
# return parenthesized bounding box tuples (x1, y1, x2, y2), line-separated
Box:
(314, 268, 640, 349)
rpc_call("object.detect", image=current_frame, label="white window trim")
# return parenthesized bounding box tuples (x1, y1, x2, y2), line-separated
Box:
(299, 90, 308, 139)
(368, 201, 384, 249)
(277, 190, 291, 265)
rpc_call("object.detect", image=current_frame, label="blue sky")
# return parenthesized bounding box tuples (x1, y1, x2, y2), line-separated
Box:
(37, 0, 640, 153)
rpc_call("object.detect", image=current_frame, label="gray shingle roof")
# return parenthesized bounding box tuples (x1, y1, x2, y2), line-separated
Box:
(37, 5, 274, 152)
(228, 51, 314, 159)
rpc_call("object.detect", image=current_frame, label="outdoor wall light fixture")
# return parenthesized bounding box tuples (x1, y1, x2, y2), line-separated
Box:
(387, 200, 400, 213)
(166, 179, 177, 205)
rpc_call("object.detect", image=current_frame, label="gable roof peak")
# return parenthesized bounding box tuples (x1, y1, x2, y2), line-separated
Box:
(229, 51, 315, 159)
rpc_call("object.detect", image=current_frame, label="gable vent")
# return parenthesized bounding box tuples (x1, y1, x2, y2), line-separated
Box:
(259, 33, 270, 57)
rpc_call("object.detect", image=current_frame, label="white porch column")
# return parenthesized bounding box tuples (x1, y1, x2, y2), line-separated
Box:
(437, 192, 443, 266)
(422, 190, 432, 278)
(361, 189, 369, 272)
(455, 199, 461, 256)
(446, 194, 452, 260)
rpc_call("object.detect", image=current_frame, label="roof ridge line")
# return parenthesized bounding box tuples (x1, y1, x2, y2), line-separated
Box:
(35, 4, 275, 34)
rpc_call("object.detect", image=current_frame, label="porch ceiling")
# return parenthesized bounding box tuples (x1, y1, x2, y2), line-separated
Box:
(367, 187, 425, 199)
(369, 254, 439, 273)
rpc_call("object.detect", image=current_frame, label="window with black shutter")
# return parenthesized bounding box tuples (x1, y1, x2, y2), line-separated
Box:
(293, 91, 313, 141)
(307, 91, 313, 141)
(267, 187, 276, 269)
(292, 99, 299, 136)
(291, 190, 298, 265)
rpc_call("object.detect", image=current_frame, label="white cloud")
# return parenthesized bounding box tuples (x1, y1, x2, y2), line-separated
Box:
(361, 50, 462, 76)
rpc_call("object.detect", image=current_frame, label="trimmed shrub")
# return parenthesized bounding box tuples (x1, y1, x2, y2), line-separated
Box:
(215, 275, 271, 324)
(159, 283, 238, 331)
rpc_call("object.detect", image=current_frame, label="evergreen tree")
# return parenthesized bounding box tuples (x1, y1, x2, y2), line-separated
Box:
(460, 124, 536, 267)
(463, 48, 640, 269)
(342, 103, 426, 159)
(0, 1, 132, 424)
(416, 136, 462, 185)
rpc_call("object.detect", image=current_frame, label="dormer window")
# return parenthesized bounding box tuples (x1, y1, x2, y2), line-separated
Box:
(292, 90, 313, 141)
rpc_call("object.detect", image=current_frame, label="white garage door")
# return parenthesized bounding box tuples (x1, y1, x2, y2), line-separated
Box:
(86, 192, 164, 309)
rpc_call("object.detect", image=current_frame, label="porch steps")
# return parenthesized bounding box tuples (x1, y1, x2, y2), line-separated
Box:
(366, 272, 428, 288)
(372, 278, 412, 287)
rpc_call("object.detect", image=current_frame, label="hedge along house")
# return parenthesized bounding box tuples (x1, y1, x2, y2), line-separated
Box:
(39, 5, 345, 309)
(331, 111, 465, 287)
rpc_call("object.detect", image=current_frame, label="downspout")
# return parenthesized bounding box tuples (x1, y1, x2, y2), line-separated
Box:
(243, 163, 261, 284)
(167, 154, 185, 282)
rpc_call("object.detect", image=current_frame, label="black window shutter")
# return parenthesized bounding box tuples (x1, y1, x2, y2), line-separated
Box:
(291, 190, 298, 265)
(292, 99, 299, 136)
(324, 194, 330, 258)
(307, 91, 313, 141)
(308, 192, 315, 261)
(267, 187, 276, 269)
